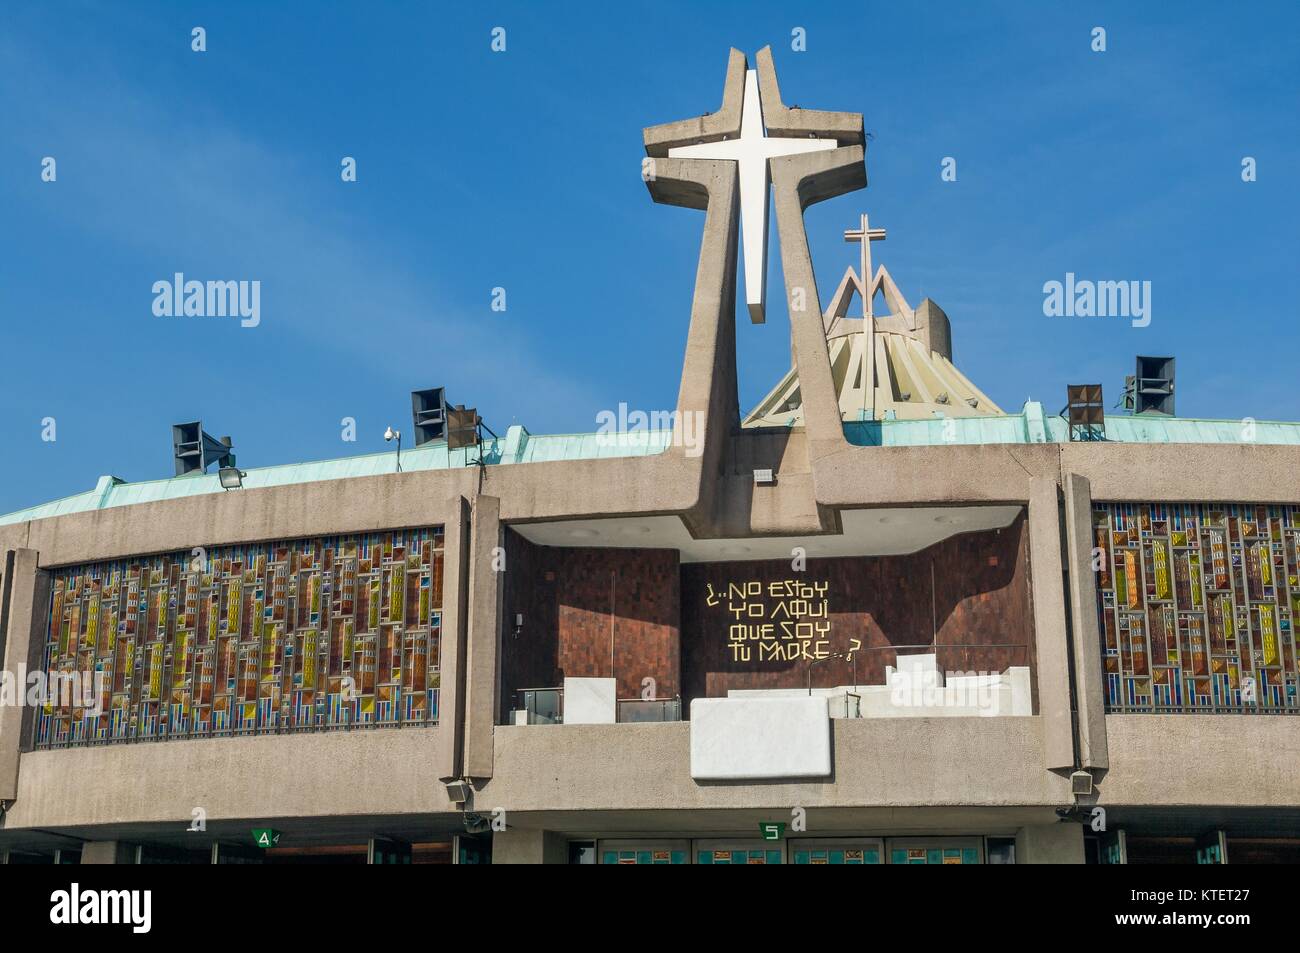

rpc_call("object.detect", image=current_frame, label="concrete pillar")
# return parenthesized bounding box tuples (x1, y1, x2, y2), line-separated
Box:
(757, 44, 865, 467)
(1, 549, 50, 800)
(1015, 824, 1085, 864)
(1027, 477, 1075, 771)
(642, 149, 743, 533)
(463, 495, 502, 780)
(491, 829, 568, 865)
(770, 146, 865, 465)
(1062, 473, 1109, 770)
(80, 841, 137, 864)
(435, 496, 472, 785)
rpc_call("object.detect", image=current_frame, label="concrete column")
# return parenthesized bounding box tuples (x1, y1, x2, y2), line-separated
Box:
(80, 841, 137, 864)
(1015, 823, 1084, 864)
(643, 151, 743, 532)
(491, 829, 568, 865)
(463, 495, 502, 780)
(1, 549, 50, 801)
(1027, 477, 1075, 771)
(757, 43, 865, 468)
(435, 496, 472, 785)
(1062, 473, 1109, 770)
(770, 146, 865, 466)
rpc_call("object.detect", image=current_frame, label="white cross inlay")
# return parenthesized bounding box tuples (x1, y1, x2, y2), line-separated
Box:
(669, 70, 838, 324)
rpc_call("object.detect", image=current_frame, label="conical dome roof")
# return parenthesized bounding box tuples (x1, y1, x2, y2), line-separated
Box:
(743, 250, 1003, 427)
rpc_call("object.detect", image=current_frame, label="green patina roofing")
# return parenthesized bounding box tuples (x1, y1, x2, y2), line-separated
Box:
(0, 425, 672, 526)
(843, 401, 1300, 448)
(3, 402, 1298, 527)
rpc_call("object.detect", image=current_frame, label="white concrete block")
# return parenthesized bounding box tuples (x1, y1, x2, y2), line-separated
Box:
(563, 677, 617, 725)
(690, 696, 831, 780)
(1009, 666, 1032, 716)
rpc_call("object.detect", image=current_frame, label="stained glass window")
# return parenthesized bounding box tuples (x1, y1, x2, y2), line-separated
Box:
(1093, 503, 1300, 712)
(34, 527, 443, 749)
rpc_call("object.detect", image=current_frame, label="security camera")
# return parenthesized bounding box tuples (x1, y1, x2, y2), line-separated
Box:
(384, 426, 398, 442)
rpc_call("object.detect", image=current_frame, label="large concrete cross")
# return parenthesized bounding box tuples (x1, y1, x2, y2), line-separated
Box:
(667, 70, 838, 324)
(643, 47, 865, 465)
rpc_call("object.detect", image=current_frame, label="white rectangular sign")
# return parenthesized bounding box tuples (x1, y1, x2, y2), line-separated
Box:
(690, 695, 831, 780)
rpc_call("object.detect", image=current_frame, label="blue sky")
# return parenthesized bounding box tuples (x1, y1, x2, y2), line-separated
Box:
(2, 1, 1297, 515)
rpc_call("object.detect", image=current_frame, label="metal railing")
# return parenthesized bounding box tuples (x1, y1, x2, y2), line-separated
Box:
(513, 687, 564, 725)
(800, 642, 1032, 686)
(1105, 701, 1300, 716)
(507, 689, 684, 725)
(34, 696, 441, 750)
(617, 697, 682, 723)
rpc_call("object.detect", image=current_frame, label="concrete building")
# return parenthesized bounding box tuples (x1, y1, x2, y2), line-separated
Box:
(1, 47, 1298, 865)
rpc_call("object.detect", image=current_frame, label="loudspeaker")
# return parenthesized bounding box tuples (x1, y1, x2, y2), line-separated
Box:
(1065, 384, 1106, 441)
(172, 421, 234, 476)
(411, 387, 448, 446)
(447, 406, 479, 451)
(1134, 355, 1175, 416)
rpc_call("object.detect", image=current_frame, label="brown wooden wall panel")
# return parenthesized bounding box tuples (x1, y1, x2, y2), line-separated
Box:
(679, 514, 1032, 700)
(500, 531, 680, 721)
(501, 515, 1032, 719)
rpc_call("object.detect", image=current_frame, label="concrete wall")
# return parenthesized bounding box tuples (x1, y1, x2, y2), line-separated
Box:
(3, 726, 457, 830)
(1016, 823, 1084, 864)
(1100, 715, 1300, 807)
(486, 719, 1068, 813)
(0, 549, 48, 801)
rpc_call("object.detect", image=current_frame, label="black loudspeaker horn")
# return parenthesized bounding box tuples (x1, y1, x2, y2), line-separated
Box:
(172, 421, 235, 475)
(411, 387, 449, 446)
(1134, 356, 1175, 416)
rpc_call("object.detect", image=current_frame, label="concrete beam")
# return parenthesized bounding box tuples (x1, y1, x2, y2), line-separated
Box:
(754, 46, 864, 145)
(769, 145, 865, 470)
(491, 828, 568, 864)
(80, 841, 137, 865)
(814, 444, 1059, 508)
(1060, 442, 1300, 503)
(643, 48, 746, 158)
(1015, 823, 1084, 864)
(1063, 473, 1109, 770)
(1027, 477, 1075, 772)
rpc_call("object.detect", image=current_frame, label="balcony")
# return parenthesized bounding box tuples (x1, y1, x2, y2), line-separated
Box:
(509, 683, 683, 725)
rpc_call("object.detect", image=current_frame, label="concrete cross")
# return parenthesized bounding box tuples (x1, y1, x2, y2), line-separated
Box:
(669, 70, 838, 324)
(843, 213, 886, 318)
